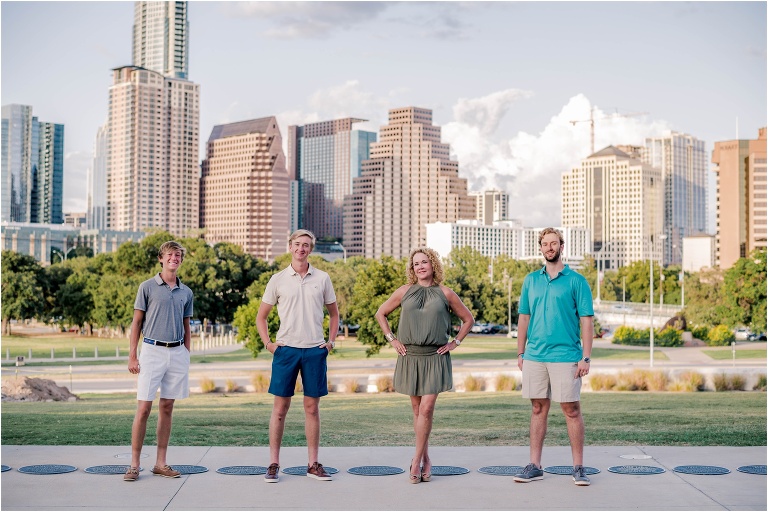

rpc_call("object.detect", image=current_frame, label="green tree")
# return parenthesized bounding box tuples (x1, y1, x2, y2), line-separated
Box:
(443, 246, 495, 322)
(1, 251, 46, 335)
(682, 268, 727, 327)
(347, 256, 404, 355)
(722, 248, 767, 333)
(92, 274, 145, 335)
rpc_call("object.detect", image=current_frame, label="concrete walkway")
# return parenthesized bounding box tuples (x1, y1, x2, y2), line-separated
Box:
(1, 445, 765, 510)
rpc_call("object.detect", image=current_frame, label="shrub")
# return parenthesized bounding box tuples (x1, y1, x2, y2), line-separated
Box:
(612, 326, 638, 345)
(615, 370, 649, 391)
(225, 379, 240, 393)
(200, 377, 216, 393)
(463, 374, 485, 392)
(344, 378, 360, 393)
(588, 373, 616, 391)
(691, 325, 709, 342)
(656, 327, 683, 347)
(707, 325, 735, 346)
(753, 374, 767, 391)
(713, 373, 729, 391)
(644, 370, 669, 391)
(729, 374, 746, 391)
(376, 375, 394, 392)
(295, 377, 303, 393)
(251, 372, 270, 392)
(673, 371, 705, 392)
(495, 374, 517, 391)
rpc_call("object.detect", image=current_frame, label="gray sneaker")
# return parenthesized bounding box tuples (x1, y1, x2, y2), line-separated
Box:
(513, 463, 544, 483)
(572, 465, 591, 486)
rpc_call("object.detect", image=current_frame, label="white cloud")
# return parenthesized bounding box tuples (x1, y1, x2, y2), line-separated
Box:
(443, 93, 673, 227)
(225, 1, 390, 39)
(63, 150, 91, 212)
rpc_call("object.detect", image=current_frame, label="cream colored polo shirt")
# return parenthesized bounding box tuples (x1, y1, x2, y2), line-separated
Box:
(262, 264, 337, 348)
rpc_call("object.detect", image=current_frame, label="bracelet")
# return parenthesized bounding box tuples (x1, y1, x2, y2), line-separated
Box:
(517, 353, 524, 357)
(385, 332, 397, 342)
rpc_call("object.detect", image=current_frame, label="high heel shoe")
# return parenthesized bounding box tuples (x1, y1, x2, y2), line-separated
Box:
(421, 463, 431, 482)
(409, 462, 422, 484)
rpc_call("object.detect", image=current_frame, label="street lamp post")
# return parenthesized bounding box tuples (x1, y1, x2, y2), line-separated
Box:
(650, 257, 654, 368)
(334, 242, 347, 264)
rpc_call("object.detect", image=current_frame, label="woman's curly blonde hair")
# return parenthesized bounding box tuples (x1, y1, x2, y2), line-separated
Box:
(406, 247, 444, 285)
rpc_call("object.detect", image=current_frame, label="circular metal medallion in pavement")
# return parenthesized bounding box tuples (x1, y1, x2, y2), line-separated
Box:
(608, 465, 665, 475)
(18, 464, 78, 475)
(85, 465, 143, 475)
(282, 466, 339, 476)
(216, 466, 267, 475)
(347, 466, 404, 476)
(477, 466, 525, 476)
(737, 465, 767, 475)
(430, 466, 469, 476)
(1, 465, 11, 472)
(673, 465, 730, 475)
(170, 465, 208, 475)
(544, 465, 601, 475)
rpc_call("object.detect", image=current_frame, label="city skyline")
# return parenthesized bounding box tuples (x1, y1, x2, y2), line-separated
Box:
(2, 1, 766, 230)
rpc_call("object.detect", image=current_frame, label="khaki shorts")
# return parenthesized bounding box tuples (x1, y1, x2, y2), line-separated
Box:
(522, 360, 581, 403)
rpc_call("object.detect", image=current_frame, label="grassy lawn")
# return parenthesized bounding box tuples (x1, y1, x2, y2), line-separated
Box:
(2, 391, 764, 447)
(2, 334, 668, 366)
(702, 349, 767, 360)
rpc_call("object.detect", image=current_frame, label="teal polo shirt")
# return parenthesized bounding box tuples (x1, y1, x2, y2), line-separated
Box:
(518, 264, 594, 363)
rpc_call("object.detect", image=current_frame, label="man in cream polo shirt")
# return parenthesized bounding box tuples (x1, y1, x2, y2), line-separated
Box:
(257, 229, 339, 483)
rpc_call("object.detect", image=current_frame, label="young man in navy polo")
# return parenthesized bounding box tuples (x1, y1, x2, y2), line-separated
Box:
(124, 241, 194, 482)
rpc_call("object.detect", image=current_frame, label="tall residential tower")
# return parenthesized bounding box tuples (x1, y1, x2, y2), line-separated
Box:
(132, 1, 189, 79)
(287, 118, 376, 241)
(562, 146, 663, 268)
(1, 104, 64, 224)
(200, 118, 290, 260)
(343, 107, 474, 259)
(711, 127, 767, 269)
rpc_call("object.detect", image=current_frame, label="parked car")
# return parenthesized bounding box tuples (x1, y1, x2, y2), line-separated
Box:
(507, 327, 518, 338)
(734, 327, 753, 341)
(747, 332, 766, 341)
(471, 323, 492, 334)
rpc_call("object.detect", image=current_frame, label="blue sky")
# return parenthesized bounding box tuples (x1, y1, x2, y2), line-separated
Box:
(2, 1, 766, 229)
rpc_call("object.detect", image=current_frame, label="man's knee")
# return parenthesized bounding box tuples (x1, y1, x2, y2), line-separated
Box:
(304, 398, 320, 418)
(135, 401, 153, 421)
(560, 401, 581, 419)
(272, 398, 292, 419)
(531, 399, 550, 415)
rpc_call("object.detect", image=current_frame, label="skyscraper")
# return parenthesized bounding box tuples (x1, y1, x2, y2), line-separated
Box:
(343, 107, 474, 259)
(642, 132, 708, 266)
(711, 127, 767, 269)
(132, 1, 189, 79)
(200, 118, 290, 260)
(561, 146, 663, 268)
(470, 188, 510, 225)
(287, 118, 376, 241)
(1, 104, 64, 224)
(105, 1, 199, 236)
(86, 125, 108, 230)
(34, 121, 64, 224)
(106, 66, 199, 235)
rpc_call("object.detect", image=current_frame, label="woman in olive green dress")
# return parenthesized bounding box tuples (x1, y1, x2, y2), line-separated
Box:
(375, 247, 474, 484)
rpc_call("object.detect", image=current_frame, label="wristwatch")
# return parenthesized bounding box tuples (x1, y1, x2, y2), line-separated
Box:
(453, 337, 462, 346)
(328, 340, 336, 349)
(582, 356, 591, 363)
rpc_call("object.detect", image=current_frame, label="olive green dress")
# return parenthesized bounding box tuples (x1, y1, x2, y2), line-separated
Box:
(393, 284, 453, 396)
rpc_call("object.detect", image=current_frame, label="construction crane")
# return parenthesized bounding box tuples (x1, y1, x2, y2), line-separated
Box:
(570, 107, 649, 155)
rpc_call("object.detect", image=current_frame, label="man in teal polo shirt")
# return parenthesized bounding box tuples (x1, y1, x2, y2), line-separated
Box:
(514, 227, 594, 486)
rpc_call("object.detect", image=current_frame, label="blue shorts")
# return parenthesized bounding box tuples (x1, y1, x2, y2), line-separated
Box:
(269, 345, 329, 398)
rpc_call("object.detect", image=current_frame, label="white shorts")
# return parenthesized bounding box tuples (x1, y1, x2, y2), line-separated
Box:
(522, 360, 581, 403)
(137, 343, 190, 401)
